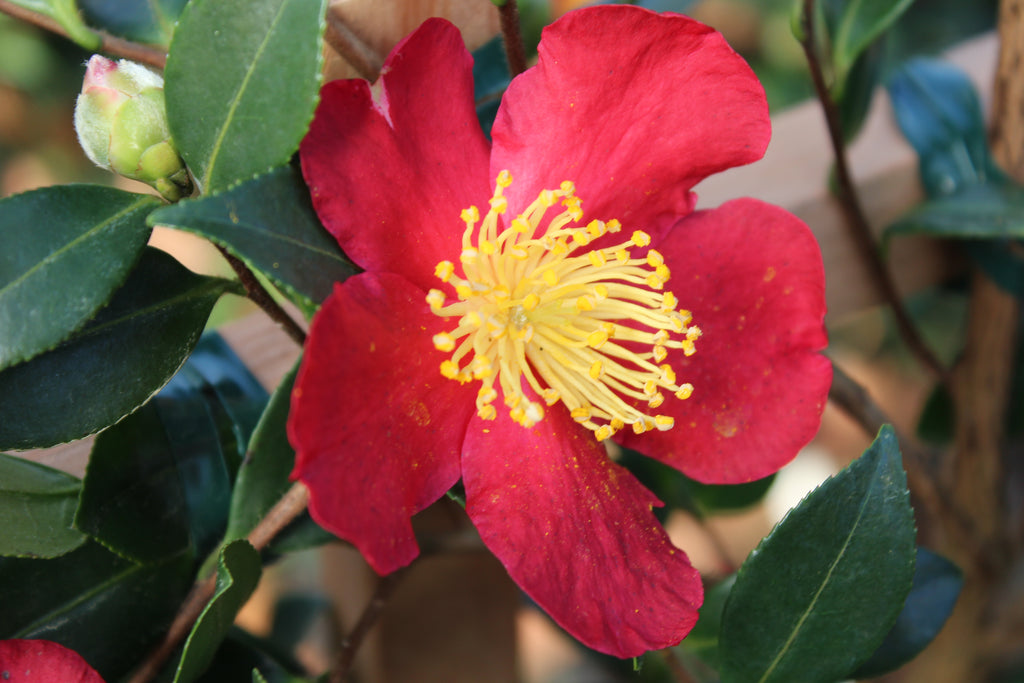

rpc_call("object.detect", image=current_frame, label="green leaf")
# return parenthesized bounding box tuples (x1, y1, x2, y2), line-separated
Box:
(0, 453, 85, 558)
(175, 540, 262, 683)
(852, 547, 962, 678)
(832, 0, 915, 89)
(225, 360, 298, 542)
(165, 0, 327, 193)
(78, 0, 187, 47)
(887, 58, 997, 197)
(0, 541, 193, 681)
(75, 366, 235, 564)
(0, 185, 157, 371)
(4, 0, 100, 48)
(0, 248, 233, 451)
(888, 182, 1024, 240)
(719, 425, 916, 683)
(150, 166, 355, 313)
(835, 38, 883, 141)
(472, 36, 509, 139)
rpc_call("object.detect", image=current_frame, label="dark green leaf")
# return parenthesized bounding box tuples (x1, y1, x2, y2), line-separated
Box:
(0, 541, 193, 681)
(150, 166, 354, 313)
(835, 38, 883, 141)
(679, 575, 736, 671)
(0, 185, 156, 371)
(472, 36, 509, 139)
(0, 248, 233, 450)
(0, 453, 85, 558)
(833, 0, 915, 89)
(916, 382, 955, 445)
(719, 426, 916, 683)
(4, 0, 100, 48)
(165, 0, 327, 193)
(188, 334, 269, 465)
(887, 58, 998, 197)
(264, 511, 336, 556)
(225, 360, 297, 542)
(175, 540, 262, 683)
(852, 547, 962, 678)
(888, 182, 1024, 239)
(75, 366, 235, 564)
(78, 0, 187, 46)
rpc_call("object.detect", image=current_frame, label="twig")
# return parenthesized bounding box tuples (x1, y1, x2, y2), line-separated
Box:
(0, 0, 167, 68)
(324, 8, 383, 81)
(218, 247, 307, 347)
(330, 567, 410, 683)
(798, 0, 949, 387)
(127, 483, 311, 683)
(497, 0, 528, 77)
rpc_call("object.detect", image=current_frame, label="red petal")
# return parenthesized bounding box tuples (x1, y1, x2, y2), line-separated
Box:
(618, 199, 831, 483)
(0, 640, 104, 682)
(288, 273, 475, 574)
(491, 5, 769, 229)
(463, 403, 702, 657)
(300, 19, 491, 292)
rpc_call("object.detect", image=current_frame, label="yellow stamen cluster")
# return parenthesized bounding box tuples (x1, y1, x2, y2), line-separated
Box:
(426, 170, 700, 441)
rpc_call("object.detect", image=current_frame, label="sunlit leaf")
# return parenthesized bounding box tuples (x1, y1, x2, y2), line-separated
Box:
(5, 0, 99, 48)
(832, 0, 915, 89)
(78, 0, 187, 46)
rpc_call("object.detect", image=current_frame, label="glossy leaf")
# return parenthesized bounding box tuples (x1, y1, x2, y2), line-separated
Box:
(852, 547, 962, 678)
(150, 166, 354, 313)
(0, 453, 85, 558)
(0, 185, 157, 371)
(78, 0, 187, 46)
(887, 58, 997, 197)
(225, 360, 298, 542)
(0, 249, 234, 450)
(165, 0, 327, 193)
(4, 0, 100, 48)
(835, 38, 883, 141)
(75, 366, 234, 564)
(719, 426, 916, 683)
(888, 182, 1024, 239)
(175, 540, 262, 683)
(832, 0, 915, 89)
(0, 541, 193, 681)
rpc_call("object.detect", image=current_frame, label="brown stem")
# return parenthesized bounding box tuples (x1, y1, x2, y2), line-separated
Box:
(330, 567, 410, 683)
(798, 0, 949, 387)
(127, 483, 311, 683)
(0, 0, 167, 68)
(324, 7, 383, 81)
(218, 247, 307, 347)
(497, 0, 528, 77)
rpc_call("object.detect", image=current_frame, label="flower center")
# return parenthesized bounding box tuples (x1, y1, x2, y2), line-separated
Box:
(426, 170, 700, 442)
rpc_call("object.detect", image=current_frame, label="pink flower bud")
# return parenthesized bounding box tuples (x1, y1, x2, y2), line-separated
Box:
(74, 55, 191, 200)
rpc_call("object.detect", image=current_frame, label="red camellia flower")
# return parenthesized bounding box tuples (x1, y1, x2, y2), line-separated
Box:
(290, 5, 830, 657)
(0, 640, 104, 682)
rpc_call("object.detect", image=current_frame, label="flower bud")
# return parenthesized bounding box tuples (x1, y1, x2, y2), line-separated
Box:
(74, 55, 192, 201)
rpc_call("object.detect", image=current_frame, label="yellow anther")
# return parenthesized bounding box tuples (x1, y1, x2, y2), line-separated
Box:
(660, 364, 676, 384)
(551, 238, 569, 255)
(510, 245, 529, 260)
(471, 355, 492, 379)
(631, 230, 651, 247)
(644, 379, 658, 396)
(539, 189, 557, 207)
(523, 402, 544, 426)
(646, 273, 665, 290)
(478, 386, 497, 404)
(632, 420, 648, 435)
(652, 345, 668, 362)
(432, 332, 456, 352)
(595, 425, 613, 441)
(490, 196, 508, 214)
(440, 360, 459, 379)
(517, 324, 534, 343)
(610, 418, 625, 431)
(653, 329, 670, 344)
(505, 393, 521, 408)
(615, 248, 630, 263)
(588, 250, 607, 268)
(682, 339, 697, 356)
(606, 219, 622, 233)
(496, 169, 513, 187)
(435, 261, 455, 282)
(587, 220, 606, 237)
(492, 284, 510, 300)
(522, 293, 541, 311)
(572, 230, 591, 246)
(587, 329, 609, 348)
(571, 406, 591, 423)
(648, 393, 664, 409)
(461, 206, 480, 224)
(512, 217, 531, 233)
(661, 291, 677, 312)
(426, 289, 445, 311)
(655, 415, 675, 431)
(656, 264, 671, 281)
(675, 384, 694, 400)
(646, 249, 665, 267)
(460, 247, 478, 263)
(560, 180, 576, 195)
(576, 295, 595, 312)
(478, 404, 497, 421)
(594, 284, 609, 300)
(541, 388, 560, 406)
(480, 240, 496, 255)
(542, 270, 559, 286)
(589, 361, 603, 380)
(687, 326, 702, 341)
